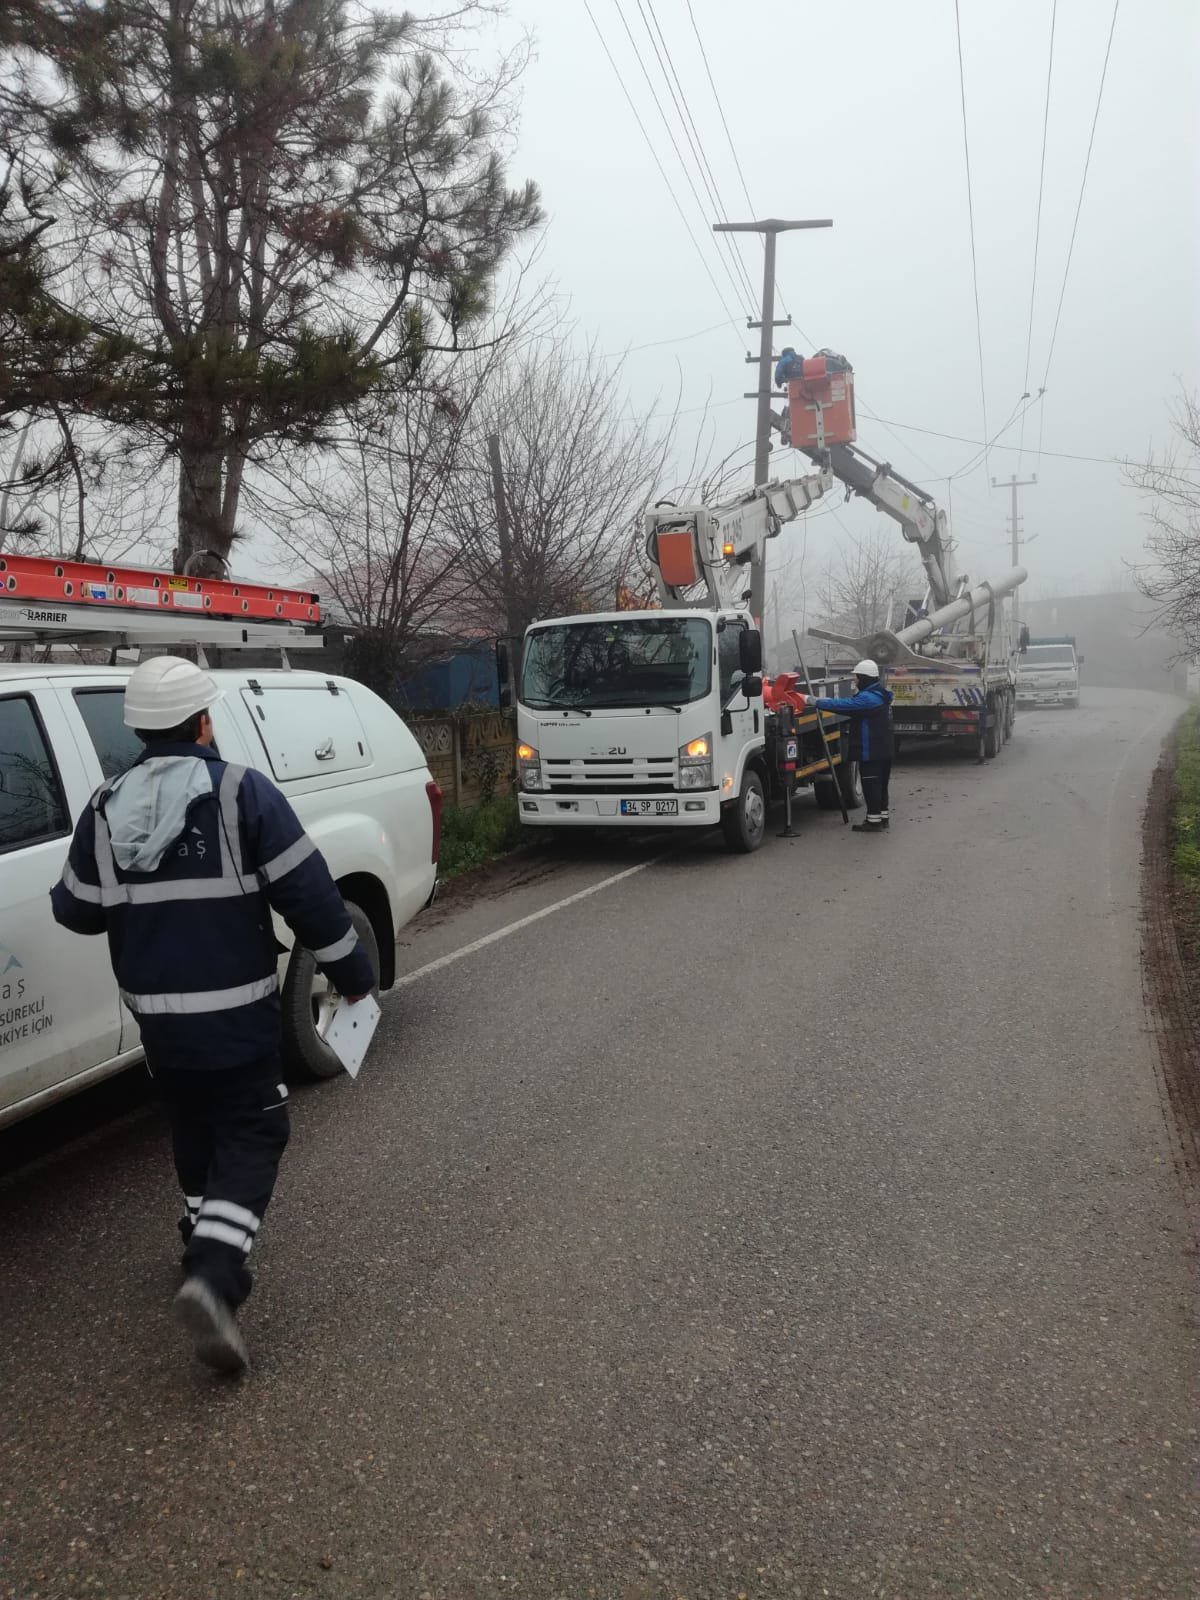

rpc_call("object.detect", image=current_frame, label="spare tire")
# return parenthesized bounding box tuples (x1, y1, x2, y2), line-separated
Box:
(281, 900, 380, 1082)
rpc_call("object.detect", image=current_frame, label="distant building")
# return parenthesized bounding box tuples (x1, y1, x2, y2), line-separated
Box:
(1021, 592, 1188, 694)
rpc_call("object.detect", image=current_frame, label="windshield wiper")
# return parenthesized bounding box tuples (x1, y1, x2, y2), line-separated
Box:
(524, 697, 592, 717)
(585, 699, 684, 713)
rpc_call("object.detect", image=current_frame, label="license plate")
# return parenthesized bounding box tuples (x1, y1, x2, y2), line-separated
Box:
(895, 723, 926, 733)
(620, 798, 679, 816)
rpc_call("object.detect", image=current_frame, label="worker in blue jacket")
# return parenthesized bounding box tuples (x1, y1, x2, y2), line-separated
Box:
(801, 658, 894, 833)
(51, 655, 375, 1375)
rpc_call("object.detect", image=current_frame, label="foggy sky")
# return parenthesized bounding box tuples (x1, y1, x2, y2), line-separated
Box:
(500, 0, 1198, 609)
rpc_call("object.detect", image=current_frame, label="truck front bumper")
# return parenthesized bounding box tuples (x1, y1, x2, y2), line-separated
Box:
(517, 791, 723, 827)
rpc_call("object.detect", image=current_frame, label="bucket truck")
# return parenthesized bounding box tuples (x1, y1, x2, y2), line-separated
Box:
(784, 357, 1026, 760)
(499, 466, 864, 854)
(499, 349, 1032, 855)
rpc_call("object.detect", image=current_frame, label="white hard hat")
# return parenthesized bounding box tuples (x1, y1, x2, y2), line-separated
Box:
(853, 658, 880, 678)
(123, 655, 224, 729)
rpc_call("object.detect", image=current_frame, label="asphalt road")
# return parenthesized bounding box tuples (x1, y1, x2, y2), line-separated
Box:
(1, 688, 1197, 1600)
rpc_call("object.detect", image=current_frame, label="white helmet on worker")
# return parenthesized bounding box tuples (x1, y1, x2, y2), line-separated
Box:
(853, 658, 880, 679)
(123, 654, 224, 729)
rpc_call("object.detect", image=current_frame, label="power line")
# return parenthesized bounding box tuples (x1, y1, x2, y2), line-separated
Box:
(582, 1, 744, 344)
(601, 317, 742, 359)
(1037, 0, 1121, 461)
(638, 0, 758, 308)
(683, 0, 811, 334)
(872, 413, 1123, 469)
(948, 393, 1034, 483)
(610, 0, 752, 319)
(684, 1, 757, 225)
(1018, 0, 1057, 468)
(953, 0, 990, 477)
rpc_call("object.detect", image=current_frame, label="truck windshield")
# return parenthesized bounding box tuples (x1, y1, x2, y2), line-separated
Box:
(1020, 647, 1075, 666)
(521, 617, 712, 710)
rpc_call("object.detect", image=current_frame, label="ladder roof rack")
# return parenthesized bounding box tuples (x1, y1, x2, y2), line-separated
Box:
(0, 553, 324, 658)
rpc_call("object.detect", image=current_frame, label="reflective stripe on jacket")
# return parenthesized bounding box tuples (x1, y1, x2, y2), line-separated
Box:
(50, 741, 375, 1068)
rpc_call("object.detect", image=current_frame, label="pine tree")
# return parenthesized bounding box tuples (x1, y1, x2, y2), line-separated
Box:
(4, 1, 541, 570)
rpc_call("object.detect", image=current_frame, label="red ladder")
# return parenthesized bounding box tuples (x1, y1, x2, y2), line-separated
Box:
(0, 553, 320, 624)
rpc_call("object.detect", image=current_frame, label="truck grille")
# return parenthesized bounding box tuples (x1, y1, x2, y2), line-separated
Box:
(545, 755, 676, 794)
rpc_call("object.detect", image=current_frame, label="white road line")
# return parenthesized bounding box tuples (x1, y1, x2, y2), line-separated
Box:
(396, 853, 670, 988)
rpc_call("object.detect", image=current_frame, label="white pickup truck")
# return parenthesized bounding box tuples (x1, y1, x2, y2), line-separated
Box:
(0, 664, 440, 1128)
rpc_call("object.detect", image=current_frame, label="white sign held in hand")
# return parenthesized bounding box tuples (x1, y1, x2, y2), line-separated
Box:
(323, 994, 381, 1079)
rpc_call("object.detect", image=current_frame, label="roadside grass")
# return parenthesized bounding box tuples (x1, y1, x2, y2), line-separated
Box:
(1173, 704, 1200, 882)
(439, 794, 521, 879)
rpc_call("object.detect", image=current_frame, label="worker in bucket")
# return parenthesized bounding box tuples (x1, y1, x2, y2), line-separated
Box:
(774, 346, 803, 386)
(50, 656, 374, 1376)
(798, 659, 894, 833)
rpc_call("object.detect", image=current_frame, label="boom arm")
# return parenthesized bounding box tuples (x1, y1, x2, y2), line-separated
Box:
(797, 440, 955, 608)
(646, 468, 831, 614)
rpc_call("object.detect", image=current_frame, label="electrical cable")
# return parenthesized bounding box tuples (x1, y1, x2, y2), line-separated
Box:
(639, 0, 758, 308)
(583, 0, 744, 345)
(953, 0, 991, 476)
(871, 413, 1122, 468)
(1018, 0, 1057, 468)
(1036, 0, 1121, 469)
(610, 0, 751, 318)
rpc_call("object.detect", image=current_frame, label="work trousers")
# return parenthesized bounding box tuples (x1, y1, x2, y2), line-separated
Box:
(153, 1057, 290, 1308)
(860, 759, 892, 823)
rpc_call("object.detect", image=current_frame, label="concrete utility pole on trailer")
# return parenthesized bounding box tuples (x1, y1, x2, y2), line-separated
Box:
(993, 472, 1037, 620)
(713, 217, 832, 626)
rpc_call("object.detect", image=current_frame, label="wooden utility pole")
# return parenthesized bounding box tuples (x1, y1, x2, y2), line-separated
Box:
(713, 217, 832, 625)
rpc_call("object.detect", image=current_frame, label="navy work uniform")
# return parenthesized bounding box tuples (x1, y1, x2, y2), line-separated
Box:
(50, 737, 374, 1316)
(812, 663, 895, 832)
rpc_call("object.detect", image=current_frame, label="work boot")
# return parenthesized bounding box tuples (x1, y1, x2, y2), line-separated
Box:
(174, 1277, 249, 1375)
(880, 816, 890, 831)
(852, 819, 885, 834)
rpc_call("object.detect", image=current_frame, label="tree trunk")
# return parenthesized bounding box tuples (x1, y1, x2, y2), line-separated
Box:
(175, 433, 231, 576)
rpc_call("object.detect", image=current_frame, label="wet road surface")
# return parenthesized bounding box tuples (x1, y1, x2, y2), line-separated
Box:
(1, 688, 1197, 1599)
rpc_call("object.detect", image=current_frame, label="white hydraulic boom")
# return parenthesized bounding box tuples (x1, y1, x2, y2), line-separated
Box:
(795, 439, 956, 608)
(645, 467, 831, 614)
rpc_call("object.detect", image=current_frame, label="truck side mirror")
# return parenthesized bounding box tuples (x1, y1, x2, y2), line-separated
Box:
(743, 673, 763, 698)
(496, 638, 512, 710)
(739, 628, 763, 675)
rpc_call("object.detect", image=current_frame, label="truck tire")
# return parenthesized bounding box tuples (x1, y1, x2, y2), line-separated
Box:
(814, 758, 861, 811)
(984, 701, 1000, 759)
(722, 769, 767, 853)
(1003, 695, 1014, 741)
(281, 900, 381, 1082)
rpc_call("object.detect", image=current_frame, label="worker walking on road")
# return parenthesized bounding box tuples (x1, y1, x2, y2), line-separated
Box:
(801, 659, 894, 833)
(50, 656, 374, 1376)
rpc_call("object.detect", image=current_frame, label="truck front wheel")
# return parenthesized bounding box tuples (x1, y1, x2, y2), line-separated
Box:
(722, 769, 767, 853)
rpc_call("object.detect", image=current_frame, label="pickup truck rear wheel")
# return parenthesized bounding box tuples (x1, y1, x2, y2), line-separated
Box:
(281, 900, 381, 1082)
(722, 769, 767, 853)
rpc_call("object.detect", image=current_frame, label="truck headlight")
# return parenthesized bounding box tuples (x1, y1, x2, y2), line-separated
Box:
(678, 733, 713, 789)
(517, 742, 544, 791)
